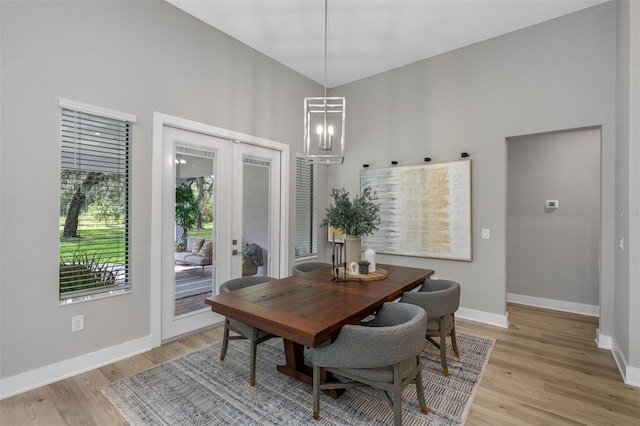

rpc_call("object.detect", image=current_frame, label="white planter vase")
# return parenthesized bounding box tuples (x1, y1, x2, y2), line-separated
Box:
(344, 235, 362, 267)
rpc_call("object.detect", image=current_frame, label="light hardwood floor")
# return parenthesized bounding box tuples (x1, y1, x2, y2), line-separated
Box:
(1, 303, 638, 425)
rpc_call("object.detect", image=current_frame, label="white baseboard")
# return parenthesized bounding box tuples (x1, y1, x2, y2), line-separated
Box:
(611, 337, 640, 388)
(507, 293, 599, 317)
(0, 335, 155, 400)
(625, 366, 640, 387)
(457, 307, 509, 329)
(596, 329, 612, 349)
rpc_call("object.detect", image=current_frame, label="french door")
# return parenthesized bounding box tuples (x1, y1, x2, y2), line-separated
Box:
(159, 125, 283, 341)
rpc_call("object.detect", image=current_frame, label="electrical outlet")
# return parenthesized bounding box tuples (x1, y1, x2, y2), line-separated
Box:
(71, 315, 84, 332)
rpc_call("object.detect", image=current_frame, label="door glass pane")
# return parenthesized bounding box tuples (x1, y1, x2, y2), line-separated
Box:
(174, 146, 215, 316)
(242, 157, 270, 277)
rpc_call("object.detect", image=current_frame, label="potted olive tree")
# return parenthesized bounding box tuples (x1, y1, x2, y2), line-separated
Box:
(321, 187, 381, 267)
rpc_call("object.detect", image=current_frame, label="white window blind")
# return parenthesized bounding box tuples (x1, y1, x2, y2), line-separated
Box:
(59, 107, 132, 301)
(295, 156, 318, 259)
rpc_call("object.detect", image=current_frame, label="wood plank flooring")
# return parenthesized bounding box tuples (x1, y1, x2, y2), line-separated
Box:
(461, 304, 639, 425)
(1, 303, 638, 425)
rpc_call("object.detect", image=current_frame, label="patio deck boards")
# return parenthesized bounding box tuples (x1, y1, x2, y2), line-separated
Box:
(175, 265, 214, 316)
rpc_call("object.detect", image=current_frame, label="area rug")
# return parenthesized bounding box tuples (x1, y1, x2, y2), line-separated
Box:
(101, 332, 495, 425)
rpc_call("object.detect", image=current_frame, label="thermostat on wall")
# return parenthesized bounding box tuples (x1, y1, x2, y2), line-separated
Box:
(545, 200, 559, 209)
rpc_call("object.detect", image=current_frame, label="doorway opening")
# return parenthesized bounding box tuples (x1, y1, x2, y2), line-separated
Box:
(506, 127, 601, 317)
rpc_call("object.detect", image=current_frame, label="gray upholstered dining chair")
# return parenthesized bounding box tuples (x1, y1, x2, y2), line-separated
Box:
(400, 279, 461, 376)
(291, 262, 331, 275)
(312, 302, 429, 426)
(219, 275, 278, 386)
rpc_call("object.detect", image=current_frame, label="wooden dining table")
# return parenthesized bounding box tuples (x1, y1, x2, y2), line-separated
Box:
(205, 263, 434, 392)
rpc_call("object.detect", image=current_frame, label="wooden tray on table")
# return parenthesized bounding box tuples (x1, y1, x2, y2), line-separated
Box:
(332, 267, 388, 281)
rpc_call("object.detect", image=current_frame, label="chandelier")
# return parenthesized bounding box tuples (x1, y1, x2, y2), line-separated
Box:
(304, 0, 345, 165)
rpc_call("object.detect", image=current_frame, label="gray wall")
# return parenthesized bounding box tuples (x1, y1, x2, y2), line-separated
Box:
(0, 0, 321, 379)
(506, 128, 601, 306)
(614, 0, 640, 379)
(327, 2, 617, 319)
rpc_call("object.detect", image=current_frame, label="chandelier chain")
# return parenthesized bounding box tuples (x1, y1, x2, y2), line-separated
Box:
(324, 0, 328, 97)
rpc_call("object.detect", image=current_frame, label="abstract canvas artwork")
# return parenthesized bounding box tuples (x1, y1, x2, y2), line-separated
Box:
(361, 160, 472, 261)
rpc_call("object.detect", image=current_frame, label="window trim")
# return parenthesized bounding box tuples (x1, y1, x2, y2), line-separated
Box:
(58, 98, 137, 123)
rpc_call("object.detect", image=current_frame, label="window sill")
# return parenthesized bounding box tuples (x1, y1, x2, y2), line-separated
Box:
(59, 287, 132, 306)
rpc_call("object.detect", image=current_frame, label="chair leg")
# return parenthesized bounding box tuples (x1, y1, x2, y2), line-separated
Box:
(439, 316, 449, 376)
(451, 315, 460, 358)
(250, 339, 258, 386)
(392, 363, 403, 426)
(219, 320, 230, 361)
(313, 365, 321, 420)
(414, 356, 429, 415)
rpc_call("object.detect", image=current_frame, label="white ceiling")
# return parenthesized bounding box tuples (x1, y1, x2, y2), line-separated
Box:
(166, 0, 609, 88)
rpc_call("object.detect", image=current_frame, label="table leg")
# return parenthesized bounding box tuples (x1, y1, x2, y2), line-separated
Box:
(276, 339, 343, 398)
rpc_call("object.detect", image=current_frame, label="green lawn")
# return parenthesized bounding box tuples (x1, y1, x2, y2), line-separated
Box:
(60, 227, 126, 264)
(60, 224, 214, 264)
(187, 227, 213, 239)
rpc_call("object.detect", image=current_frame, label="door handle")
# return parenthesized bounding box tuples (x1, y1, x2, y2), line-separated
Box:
(232, 249, 239, 255)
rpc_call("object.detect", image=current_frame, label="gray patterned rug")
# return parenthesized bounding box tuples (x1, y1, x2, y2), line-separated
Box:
(101, 332, 494, 425)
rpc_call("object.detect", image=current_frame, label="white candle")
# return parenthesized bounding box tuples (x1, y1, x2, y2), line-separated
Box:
(364, 248, 376, 273)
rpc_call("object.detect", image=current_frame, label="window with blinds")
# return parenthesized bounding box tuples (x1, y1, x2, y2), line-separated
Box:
(59, 105, 132, 301)
(295, 156, 318, 259)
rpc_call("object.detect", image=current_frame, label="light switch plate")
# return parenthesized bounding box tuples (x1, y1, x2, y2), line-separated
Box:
(482, 228, 490, 239)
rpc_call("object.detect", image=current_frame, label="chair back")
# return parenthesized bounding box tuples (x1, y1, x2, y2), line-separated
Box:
(291, 262, 331, 275)
(220, 275, 276, 293)
(312, 302, 430, 424)
(401, 279, 460, 318)
(366, 303, 428, 365)
(314, 302, 427, 370)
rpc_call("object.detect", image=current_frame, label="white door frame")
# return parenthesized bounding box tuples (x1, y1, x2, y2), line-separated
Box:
(151, 112, 289, 345)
